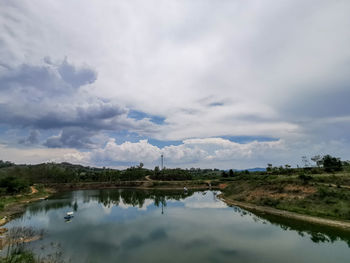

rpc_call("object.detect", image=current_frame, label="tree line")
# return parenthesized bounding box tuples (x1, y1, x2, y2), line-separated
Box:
(0, 154, 348, 195)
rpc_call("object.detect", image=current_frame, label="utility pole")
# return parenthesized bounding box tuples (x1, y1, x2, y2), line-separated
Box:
(161, 154, 164, 170)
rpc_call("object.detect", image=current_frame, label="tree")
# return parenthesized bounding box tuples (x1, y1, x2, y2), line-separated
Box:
(154, 166, 160, 176)
(266, 164, 273, 172)
(0, 160, 14, 168)
(0, 176, 30, 194)
(229, 169, 234, 177)
(222, 171, 228, 178)
(138, 162, 144, 169)
(322, 155, 342, 172)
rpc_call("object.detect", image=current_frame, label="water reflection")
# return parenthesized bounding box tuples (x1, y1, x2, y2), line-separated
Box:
(250, 210, 350, 247)
(5, 189, 350, 263)
(27, 189, 195, 216)
(21, 189, 350, 247)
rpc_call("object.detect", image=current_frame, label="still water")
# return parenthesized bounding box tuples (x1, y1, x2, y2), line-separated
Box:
(4, 189, 350, 262)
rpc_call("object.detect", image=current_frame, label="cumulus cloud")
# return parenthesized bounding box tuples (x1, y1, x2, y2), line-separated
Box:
(44, 128, 96, 149)
(1, 135, 348, 169)
(92, 139, 160, 164)
(87, 137, 285, 169)
(0, 143, 90, 165)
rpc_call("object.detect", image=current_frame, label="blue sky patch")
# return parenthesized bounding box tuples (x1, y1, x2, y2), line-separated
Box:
(221, 136, 278, 143)
(208, 102, 224, 107)
(109, 131, 182, 148)
(128, 110, 165, 125)
(148, 139, 182, 148)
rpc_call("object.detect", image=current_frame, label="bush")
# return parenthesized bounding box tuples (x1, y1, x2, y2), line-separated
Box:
(317, 187, 330, 198)
(1, 249, 36, 263)
(151, 168, 192, 181)
(298, 173, 312, 183)
(322, 155, 343, 172)
(210, 181, 220, 186)
(0, 176, 30, 195)
(261, 198, 280, 207)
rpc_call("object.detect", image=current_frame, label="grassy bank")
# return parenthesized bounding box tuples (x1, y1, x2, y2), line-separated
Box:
(45, 179, 216, 191)
(0, 185, 53, 225)
(221, 173, 350, 221)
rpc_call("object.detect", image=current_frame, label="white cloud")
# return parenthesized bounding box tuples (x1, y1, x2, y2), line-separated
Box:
(1, 135, 349, 169)
(0, 0, 350, 167)
(0, 143, 89, 165)
(87, 137, 286, 169)
(93, 139, 160, 163)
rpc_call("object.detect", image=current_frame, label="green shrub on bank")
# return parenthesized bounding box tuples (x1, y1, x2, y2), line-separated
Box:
(0, 249, 36, 263)
(298, 174, 313, 184)
(0, 176, 30, 195)
(151, 168, 192, 181)
(260, 198, 280, 207)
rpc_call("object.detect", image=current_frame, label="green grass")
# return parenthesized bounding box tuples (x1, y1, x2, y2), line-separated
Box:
(222, 172, 350, 221)
(0, 185, 48, 213)
(0, 250, 36, 263)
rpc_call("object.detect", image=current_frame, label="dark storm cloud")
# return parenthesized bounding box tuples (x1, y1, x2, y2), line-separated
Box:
(18, 130, 40, 145)
(0, 63, 62, 91)
(281, 86, 350, 119)
(44, 128, 96, 149)
(0, 59, 96, 94)
(58, 58, 97, 88)
(30, 103, 127, 130)
(0, 59, 160, 149)
(0, 59, 124, 130)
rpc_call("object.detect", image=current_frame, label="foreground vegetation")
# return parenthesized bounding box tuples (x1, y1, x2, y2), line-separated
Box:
(0, 226, 65, 263)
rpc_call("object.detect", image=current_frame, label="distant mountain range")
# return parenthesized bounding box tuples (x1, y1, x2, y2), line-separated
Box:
(233, 167, 266, 172)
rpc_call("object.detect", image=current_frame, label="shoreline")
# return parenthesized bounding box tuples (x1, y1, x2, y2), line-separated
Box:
(219, 195, 350, 231)
(1, 183, 350, 232)
(0, 182, 214, 226)
(45, 181, 214, 191)
(0, 188, 54, 226)
(0, 192, 54, 229)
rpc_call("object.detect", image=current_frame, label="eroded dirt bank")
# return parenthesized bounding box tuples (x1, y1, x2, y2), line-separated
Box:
(220, 195, 350, 231)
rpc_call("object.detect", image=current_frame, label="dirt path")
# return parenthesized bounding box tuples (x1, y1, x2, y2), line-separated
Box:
(317, 183, 350, 190)
(30, 186, 38, 194)
(145, 176, 153, 181)
(0, 187, 54, 226)
(220, 195, 350, 231)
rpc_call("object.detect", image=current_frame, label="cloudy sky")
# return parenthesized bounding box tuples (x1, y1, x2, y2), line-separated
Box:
(0, 0, 349, 169)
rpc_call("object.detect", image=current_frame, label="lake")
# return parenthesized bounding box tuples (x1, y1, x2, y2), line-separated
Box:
(3, 189, 350, 262)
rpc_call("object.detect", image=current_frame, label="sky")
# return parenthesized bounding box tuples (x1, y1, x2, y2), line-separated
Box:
(0, 0, 350, 169)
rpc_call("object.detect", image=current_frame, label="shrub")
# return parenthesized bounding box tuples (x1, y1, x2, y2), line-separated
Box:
(298, 173, 312, 183)
(322, 155, 343, 172)
(0, 176, 30, 195)
(261, 198, 280, 207)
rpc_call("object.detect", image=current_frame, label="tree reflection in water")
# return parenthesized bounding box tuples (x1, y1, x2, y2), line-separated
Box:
(230, 205, 350, 247)
(27, 189, 193, 216)
(24, 189, 350, 248)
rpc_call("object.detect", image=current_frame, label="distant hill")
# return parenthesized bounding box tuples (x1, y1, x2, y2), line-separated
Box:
(234, 168, 266, 172)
